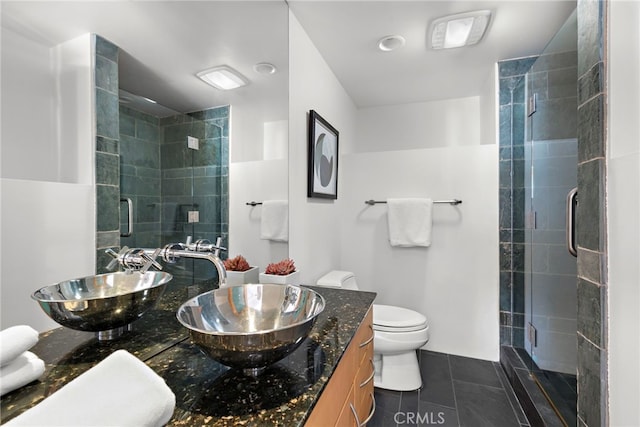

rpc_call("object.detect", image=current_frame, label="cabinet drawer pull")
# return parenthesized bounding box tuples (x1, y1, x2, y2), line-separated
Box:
(361, 392, 376, 426)
(349, 392, 376, 427)
(360, 359, 375, 388)
(359, 325, 374, 348)
(349, 403, 361, 426)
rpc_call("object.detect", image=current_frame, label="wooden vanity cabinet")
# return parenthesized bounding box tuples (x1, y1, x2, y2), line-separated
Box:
(306, 307, 375, 426)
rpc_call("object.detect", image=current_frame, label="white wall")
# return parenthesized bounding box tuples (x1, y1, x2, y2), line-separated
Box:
(1, 29, 92, 184)
(354, 96, 482, 153)
(342, 97, 499, 361)
(0, 180, 95, 331)
(289, 11, 499, 361)
(288, 11, 358, 284)
(1, 26, 58, 181)
(607, 1, 640, 425)
(229, 159, 288, 271)
(0, 31, 95, 331)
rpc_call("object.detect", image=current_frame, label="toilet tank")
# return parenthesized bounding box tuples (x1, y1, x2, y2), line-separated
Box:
(316, 271, 359, 290)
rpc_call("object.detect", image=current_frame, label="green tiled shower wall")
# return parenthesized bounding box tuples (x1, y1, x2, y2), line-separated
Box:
(576, 0, 608, 425)
(117, 105, 230, 281)
(498, 56, 536, 348)
(95, 35, 120, 273)
(119, 106, 162, 250)
(159, 106, 230, 281)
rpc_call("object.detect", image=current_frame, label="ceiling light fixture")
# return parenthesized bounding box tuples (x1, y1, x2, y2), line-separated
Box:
(429, 10, 492, 50)
(253, 62, 277, 75)
(197, 65, 248, 90)
(377, 35, 406, 52)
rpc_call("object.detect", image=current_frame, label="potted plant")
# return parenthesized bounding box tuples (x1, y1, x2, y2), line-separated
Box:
(223, 255, 259, 286)
(259, 258, 300, 285)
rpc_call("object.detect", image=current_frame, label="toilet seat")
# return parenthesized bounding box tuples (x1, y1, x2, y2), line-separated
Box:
(373, 304, 428, 333)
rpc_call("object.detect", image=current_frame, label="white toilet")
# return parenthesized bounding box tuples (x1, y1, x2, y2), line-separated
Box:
(316, 271, 430, 391)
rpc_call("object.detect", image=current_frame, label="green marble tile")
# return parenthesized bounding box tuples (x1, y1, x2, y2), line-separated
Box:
(95, 35, 118, 62)
(96, 88, 119, 139)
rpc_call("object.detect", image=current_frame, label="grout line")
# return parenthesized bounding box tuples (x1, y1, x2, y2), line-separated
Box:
(446, 353, 462, 427)
(450, 378, 507, 391)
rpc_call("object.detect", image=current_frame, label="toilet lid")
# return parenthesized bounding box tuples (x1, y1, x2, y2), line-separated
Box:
(373, 304, 428, 332)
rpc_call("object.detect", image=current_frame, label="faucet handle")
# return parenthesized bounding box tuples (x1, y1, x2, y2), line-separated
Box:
(140, 248, 163, 273)
(105, 246, 129, 271)
(214, 236, 224, 257)
(193, 237, 227, 255)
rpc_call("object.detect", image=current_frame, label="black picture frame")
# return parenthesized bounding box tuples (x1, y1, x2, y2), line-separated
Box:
(308, 110, 339, 199)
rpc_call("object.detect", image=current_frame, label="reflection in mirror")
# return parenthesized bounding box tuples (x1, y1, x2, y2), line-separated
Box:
(116, 92, 229, 283)
(88, 2, 289, 283)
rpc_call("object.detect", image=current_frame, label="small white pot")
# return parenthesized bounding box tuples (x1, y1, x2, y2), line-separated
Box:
(224, 266, 259, 287)
(259, 270, 301, 285)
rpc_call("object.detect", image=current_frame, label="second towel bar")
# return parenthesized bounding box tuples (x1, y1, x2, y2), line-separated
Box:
(365, 199, 462, 206)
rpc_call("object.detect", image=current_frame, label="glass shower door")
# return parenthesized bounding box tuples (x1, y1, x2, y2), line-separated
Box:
(523, 9, 578, 424)
(118, 104, 229, 285)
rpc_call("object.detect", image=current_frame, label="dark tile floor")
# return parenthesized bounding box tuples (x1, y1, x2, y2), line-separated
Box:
(369, 350, 529, 427)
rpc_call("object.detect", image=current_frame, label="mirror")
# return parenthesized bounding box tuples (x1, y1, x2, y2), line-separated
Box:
(90, 2, 290, 280)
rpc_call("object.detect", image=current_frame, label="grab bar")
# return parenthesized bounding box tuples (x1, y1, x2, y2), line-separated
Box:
(120, 198, 133, 238)
(566, 188, 577, 257)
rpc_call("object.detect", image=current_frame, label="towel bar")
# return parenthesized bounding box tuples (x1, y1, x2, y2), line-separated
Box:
(364, 199, 462, 206)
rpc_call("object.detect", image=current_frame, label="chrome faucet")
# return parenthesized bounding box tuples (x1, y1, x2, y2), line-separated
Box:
(106, 237, 227, 287)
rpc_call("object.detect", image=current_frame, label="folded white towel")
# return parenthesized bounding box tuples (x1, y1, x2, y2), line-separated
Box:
(5, 349, 176, 427)
(0, 351, 45, 396)
(260, 200, 289, 242)
(0, 325, 39, 367)
(387, 198, 434, 247)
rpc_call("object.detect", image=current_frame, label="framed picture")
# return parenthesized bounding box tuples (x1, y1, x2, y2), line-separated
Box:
(308, 110, 339, 199)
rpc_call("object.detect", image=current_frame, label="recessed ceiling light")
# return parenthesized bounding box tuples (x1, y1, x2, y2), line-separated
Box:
(254, 62, 277, 75)
(378, 35, 406, 52)
(197, 65, 248, 90)
(429, 10, 492, 50)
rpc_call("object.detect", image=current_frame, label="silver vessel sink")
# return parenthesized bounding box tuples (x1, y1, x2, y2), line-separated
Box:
(32, 271, 172, 340)
(177, 284, 325, 375)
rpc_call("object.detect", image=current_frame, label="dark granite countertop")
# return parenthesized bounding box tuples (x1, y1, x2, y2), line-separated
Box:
(0, 279, 376, 426)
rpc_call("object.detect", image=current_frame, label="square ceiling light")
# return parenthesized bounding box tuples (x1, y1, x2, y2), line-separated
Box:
(197, 65, 248, 90)
(429, 10, 492, 50)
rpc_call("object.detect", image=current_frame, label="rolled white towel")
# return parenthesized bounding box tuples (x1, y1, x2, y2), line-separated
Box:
(0, 351, 45, 396)
(5, 349, 176, 427)
(0, 326, 39, 367)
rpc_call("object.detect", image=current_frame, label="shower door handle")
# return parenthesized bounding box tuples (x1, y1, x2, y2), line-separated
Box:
(566, 188, 577, 257)
(121, 198, 133, 237)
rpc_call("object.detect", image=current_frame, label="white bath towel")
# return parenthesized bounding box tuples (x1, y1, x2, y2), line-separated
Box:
(260, 200, 289, 242)
(5, 349, 176, 427)
(0, 325, 39, 367)
(0, 351, 45, 396)
(387, 198, 434, 247)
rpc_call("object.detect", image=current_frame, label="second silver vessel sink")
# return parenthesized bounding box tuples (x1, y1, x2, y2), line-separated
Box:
(32, 271, 172, 340)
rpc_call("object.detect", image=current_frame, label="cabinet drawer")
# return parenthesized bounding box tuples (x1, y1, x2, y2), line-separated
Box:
(356, 358, 375, 395)
(353, 308, 374, 364)
(356, 388, 375, 425)
(335, 386, 357, 427)
(305, 346, 356, 426)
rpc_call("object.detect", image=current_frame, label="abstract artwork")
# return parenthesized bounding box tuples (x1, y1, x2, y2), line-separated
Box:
(308, 110, 339, 199)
